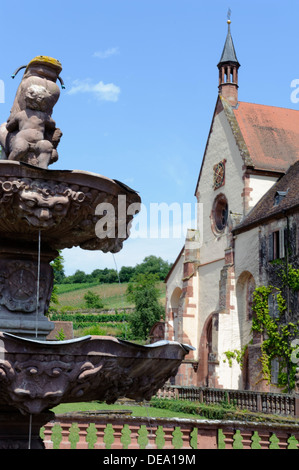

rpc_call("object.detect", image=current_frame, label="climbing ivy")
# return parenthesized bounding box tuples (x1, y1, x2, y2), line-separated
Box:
(223, 263, 299, 392)
(223, 346, 248, 369)
(251, 276, 299, 392)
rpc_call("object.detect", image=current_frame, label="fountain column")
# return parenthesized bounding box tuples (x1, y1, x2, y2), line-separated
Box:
(0, 238, 57, 339)
(0, 405, 54, 449)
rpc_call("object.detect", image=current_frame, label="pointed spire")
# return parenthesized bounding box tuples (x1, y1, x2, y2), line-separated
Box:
(218, 20, 240, 66)
(217, 14, 240, 107)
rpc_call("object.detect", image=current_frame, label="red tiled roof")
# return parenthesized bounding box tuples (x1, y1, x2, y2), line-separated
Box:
(233, 102, 299, 172)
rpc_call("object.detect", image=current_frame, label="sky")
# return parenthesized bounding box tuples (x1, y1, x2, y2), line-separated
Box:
(0, 0, 299, 275)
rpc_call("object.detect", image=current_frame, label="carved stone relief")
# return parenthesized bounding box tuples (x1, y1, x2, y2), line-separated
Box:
(0, 170, 140, 253)
(0, 259, 52, 314)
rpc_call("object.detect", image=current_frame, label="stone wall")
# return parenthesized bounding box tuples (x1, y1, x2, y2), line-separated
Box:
(47, 321, 74, 340)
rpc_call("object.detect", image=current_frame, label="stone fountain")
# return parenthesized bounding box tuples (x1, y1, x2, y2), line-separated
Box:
(0, 56, 192, 448)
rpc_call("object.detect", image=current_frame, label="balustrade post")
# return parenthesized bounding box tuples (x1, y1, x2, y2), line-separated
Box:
(127, 424, 141, 449)
(180, 426, 192, 449)
(77, 423, 89, 449)
(162, 426, 175, 449)
(59, 423, 72, 449)
(256, 430, 271, 449)
(94, 423, 107, 449)
(239, 430, 253, 449)
(145, 425, 158, 449)
(43, 423, 54, 449)
(257, 394, 262, 413)
(110, 423, 124, 449)
(274, 431, 290, 450)
(222, 429, 235, 449)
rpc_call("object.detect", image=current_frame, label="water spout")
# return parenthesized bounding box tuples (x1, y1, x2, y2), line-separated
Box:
(35, 230, 41, 338)
(28, 413, 32, 449)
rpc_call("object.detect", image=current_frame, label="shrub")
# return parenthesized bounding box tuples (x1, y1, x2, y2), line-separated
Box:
(150, 397, 237, 420)
(84, 291, 104, 309)
(55, 328, 66, 341)
(50, 313, 131, 323)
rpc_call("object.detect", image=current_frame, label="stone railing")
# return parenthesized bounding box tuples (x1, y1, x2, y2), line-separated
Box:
(42, 413, 299, 449)
(156, 386, 299, 417)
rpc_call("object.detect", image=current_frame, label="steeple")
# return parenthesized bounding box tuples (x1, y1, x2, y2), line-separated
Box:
(217, 16, 240, 107)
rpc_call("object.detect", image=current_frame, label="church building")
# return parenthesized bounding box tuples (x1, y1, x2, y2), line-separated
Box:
(165, 19, 299, 391)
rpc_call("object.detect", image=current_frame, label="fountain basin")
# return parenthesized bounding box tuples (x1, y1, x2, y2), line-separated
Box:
(0, 332, 193, 415)
(0, 160, 141, 252)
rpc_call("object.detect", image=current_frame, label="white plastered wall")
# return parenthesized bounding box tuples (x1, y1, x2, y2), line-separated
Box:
(248, 174, 278, 210)
(197, 107, 244, 262)
(195, 106, 245, 386)
(216, 226, 260, 388)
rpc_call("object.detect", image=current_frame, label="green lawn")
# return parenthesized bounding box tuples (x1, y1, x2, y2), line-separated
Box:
(51, 400, 203, 420)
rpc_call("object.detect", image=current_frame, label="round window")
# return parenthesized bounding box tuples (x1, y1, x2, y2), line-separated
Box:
(212, 194, 228, 233)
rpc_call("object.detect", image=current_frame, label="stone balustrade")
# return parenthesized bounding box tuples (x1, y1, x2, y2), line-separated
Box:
(156, 386, 299, 417)
(42, 413, 299, 449)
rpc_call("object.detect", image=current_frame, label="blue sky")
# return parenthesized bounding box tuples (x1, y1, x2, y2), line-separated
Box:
(1, 0, 299, 275)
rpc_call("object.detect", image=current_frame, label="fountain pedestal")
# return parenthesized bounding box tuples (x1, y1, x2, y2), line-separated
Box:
(0, 239, 56, 339)
(0, 406, 54, 449)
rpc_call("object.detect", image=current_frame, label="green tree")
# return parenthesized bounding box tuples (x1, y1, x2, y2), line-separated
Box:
(49, 251, 65, 312)
(97, 268, 118, 283)
(90, 269, 103, 281)
(51, 250, 65, 284)
(126, 273, 165, 340)
(84, 290, 104, 309)
(72, 269, 87, 283)
(135, 255, 172, 280)
(119, 266, 135, 283)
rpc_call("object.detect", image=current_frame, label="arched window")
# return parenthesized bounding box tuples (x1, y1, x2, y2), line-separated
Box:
(236, 271, 256, 321)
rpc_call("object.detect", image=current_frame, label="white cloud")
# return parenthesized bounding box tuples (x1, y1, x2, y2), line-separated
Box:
(67, 79, 120, 102)
(93, 47, 119, 59)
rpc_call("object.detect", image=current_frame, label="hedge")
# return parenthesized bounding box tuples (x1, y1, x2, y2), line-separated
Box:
(50, 313, 131, 323)
(70, 322, 128, 330)
(150, 397, 237, 420)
